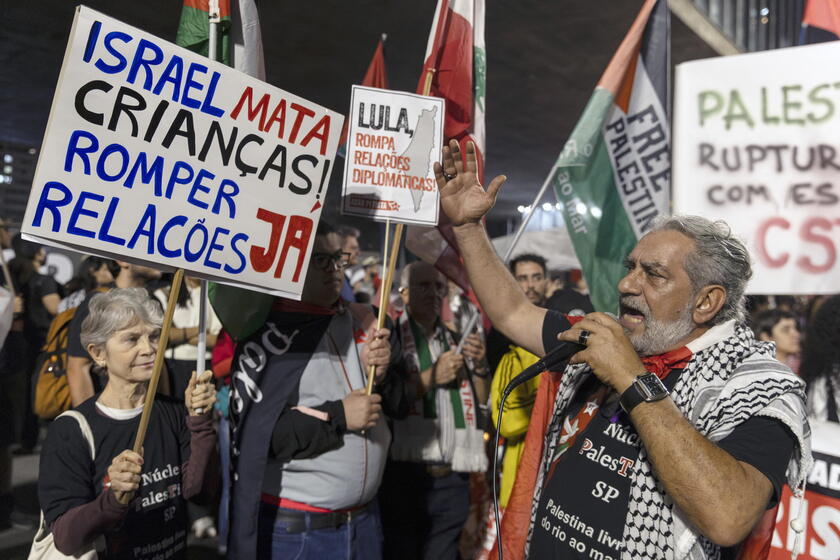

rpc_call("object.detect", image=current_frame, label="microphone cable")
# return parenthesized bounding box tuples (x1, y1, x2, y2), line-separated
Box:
(491, 340, 582, 560)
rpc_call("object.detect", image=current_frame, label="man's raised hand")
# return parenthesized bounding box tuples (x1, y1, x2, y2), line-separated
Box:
(434, 140, 506, 227)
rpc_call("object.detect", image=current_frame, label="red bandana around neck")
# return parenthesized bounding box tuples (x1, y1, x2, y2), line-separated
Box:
(641, 346, 693, 379)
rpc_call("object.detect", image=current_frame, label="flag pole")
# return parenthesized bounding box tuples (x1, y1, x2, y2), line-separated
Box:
(192, 0, 222, 410)
(208, 0, 220, 64)
(501, 165, 557, 263)
(364, 69, 436, 394)
(133, 268, 184, 454)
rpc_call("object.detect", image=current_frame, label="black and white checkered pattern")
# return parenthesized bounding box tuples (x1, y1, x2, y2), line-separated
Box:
(526, 323, 811, 560)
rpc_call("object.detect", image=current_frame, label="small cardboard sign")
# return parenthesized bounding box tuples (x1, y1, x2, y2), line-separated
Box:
(22, 6, 344, 299)
(341, 85, 444, 226)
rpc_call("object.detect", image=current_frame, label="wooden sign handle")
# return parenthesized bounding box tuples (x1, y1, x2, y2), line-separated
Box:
(365, 223, 404, 395)
(132, 268, 184, 453)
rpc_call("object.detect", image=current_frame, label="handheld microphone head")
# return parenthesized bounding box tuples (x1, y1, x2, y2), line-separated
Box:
(501, 340, 584, 402)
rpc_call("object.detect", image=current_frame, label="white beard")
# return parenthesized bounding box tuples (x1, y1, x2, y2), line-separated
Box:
(624, 299, 696, 357)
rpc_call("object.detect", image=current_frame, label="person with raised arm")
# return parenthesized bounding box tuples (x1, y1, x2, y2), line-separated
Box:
(434, 140, 811, 559)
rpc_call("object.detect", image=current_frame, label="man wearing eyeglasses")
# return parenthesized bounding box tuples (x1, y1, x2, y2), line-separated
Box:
(228, 220, 409, 560)
(379, 260, 489, 560)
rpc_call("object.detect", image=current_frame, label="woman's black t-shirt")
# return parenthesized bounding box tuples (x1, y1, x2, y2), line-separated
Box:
(39, 396, 191, 559)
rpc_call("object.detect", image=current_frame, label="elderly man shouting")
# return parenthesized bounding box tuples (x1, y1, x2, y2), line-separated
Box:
(433, 140, 810, 559)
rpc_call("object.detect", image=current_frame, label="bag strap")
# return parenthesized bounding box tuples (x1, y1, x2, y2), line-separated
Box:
(40, 317, 72, 353)
(56, 410, 95, 460)
(29, 411, 98, 560)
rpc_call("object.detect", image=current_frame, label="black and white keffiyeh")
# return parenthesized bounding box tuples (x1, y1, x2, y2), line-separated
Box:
(526, 320, 811, 560)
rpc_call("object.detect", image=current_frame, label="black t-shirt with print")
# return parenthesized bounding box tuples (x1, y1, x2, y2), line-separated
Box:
(39, 396, 191, 560)
(529, 311, 796, 559)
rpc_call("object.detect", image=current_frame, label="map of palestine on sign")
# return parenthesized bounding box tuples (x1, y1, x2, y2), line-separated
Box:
(341, 85, 444, 226)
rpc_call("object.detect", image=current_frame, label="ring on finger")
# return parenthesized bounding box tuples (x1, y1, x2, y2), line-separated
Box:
(443, 172, 456, 181)
(577, 329, 591, 346)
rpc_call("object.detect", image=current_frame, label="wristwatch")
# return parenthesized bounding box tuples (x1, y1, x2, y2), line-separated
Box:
(619, 372, 669, 413)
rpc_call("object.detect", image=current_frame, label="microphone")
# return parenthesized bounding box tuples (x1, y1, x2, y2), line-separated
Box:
(500, 340, 584, 403)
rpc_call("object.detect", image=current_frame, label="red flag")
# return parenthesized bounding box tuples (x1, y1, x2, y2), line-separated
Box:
(406, 0, 486, 294)
(802, 0, 840, 40)
(338, 37, 389, 153)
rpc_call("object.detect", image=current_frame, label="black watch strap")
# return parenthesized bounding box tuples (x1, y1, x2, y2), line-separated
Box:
(619, 372, 669, 413)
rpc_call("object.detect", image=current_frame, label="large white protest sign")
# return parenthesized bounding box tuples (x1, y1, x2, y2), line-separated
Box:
(341, 85, 443, 226)
(673, 42, 840, 294)
(22, 6, 343, 299)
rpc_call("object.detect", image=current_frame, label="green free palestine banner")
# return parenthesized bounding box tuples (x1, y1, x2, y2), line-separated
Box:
(552, 0, 670, 314)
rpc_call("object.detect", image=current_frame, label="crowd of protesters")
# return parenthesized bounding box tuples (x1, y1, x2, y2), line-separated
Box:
(0, 211, 838, 559)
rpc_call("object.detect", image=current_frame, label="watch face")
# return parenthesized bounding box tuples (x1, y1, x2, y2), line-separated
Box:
(637, 373, 667, 400)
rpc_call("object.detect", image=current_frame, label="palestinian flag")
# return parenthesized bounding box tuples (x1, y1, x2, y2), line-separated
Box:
(405, 0, 486, 293)
(176, 0, 231, 63)
(550, 0, 670, 313)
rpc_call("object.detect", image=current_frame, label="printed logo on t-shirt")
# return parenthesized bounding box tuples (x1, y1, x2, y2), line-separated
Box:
(136, 463, 182, 511)
(531, 387, 641, 559)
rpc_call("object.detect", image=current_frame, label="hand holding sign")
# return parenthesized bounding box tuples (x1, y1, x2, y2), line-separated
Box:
(107, 449, 144, 505)
(186, 369, 216, 416)
(434, 140, 506, 227)
(361, 328, 391, 384)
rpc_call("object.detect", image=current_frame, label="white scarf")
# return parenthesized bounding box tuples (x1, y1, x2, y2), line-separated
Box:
(389, 313, 487, 473)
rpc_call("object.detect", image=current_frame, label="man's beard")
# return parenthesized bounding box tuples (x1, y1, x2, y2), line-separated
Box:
(620, 295, 696, 356)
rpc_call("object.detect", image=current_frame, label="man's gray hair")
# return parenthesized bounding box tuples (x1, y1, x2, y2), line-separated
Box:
(81, 288, 163, 349)
(649, 215, 752, 325)
(400, 261, 438, 289)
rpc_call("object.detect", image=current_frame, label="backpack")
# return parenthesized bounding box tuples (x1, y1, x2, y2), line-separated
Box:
(32, 288, 107, 420)
(32, 306, 77, 420)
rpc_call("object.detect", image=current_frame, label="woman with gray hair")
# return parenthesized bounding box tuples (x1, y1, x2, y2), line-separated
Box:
(36, 288, 218, 559)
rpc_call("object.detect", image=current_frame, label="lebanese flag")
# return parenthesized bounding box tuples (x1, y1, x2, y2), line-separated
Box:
(176, 0, 265, 79)
(338, 37, 390, 157)
(200, 0, 272, 341)
(405, 0, 485, 293)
